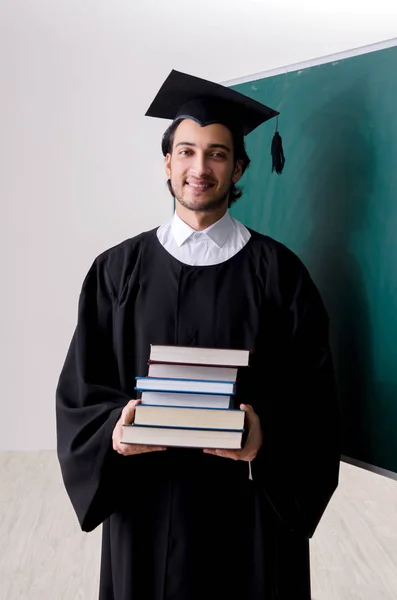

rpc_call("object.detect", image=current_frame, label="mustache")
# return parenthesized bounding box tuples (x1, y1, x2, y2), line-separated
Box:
(185, 177, 217, 183)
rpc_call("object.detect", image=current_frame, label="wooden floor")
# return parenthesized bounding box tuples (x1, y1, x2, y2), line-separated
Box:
(1, 452, 397, 600)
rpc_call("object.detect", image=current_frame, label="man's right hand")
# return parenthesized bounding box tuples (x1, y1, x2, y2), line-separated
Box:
(112, 399, 167, 456)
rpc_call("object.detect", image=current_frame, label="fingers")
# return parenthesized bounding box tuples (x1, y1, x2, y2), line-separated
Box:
(203, 403, 260, 462)
(121, 399, 141, 425)
(113, 399, 154, 455)
(240, 403, 254, 426)
(204, 447, 257, 462)
(203, 448, 241, 460)
(116, 444, 167, 456)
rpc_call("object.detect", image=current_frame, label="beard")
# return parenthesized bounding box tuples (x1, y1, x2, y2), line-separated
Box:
(168, 179, 231, 213)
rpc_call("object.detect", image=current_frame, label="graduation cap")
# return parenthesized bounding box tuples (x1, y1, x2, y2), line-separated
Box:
(145, 70, 285, 174)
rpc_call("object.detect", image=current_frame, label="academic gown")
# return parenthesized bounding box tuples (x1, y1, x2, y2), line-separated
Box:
(56, 227, 340, 600)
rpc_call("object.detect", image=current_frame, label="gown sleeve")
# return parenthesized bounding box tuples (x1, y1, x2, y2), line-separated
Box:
(56, 255, 131, 532)
(251, 243, 341, 539)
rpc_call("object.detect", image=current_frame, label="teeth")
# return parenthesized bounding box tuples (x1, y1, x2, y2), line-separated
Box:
(188, 182, 212, 189)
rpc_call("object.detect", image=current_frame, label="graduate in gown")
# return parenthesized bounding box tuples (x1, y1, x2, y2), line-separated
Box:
(56, 70, 340, 600)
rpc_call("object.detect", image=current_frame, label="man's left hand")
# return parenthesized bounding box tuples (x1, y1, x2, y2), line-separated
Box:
(203, 404, 263, 461)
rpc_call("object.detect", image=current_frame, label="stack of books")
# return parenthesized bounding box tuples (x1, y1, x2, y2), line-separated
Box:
(122, 345, 250, 449)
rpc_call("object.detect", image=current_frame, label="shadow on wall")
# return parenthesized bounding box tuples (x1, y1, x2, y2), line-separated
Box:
(299, 82, 376, 466)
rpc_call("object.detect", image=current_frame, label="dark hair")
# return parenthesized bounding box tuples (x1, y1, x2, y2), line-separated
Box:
(161, 119, 251, 207)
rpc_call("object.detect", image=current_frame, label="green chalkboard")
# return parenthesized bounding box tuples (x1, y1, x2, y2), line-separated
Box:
(230, 45, 397, 476)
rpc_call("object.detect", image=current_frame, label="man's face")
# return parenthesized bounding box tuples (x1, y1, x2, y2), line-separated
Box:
(165, 119, 243, 212)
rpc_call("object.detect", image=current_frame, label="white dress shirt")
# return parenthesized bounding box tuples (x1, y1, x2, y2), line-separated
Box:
(156, 211, 251, 266)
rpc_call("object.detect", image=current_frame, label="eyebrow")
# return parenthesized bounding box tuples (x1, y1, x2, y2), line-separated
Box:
(175, 142, 231, 152)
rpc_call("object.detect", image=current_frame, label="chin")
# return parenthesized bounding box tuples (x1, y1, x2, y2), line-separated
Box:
(180, 196, 227, 213)
(179, 189, 229, 211)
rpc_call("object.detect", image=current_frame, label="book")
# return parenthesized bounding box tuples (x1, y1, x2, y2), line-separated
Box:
(135, 377, 235, 395)
(129, 344, 248, 450)
(134, 404, 245, 430)
(122, 424, 243, 449)
(148, 362, 238, 382)
(149, 345, 250, 367)
(139, 391, 231, 409)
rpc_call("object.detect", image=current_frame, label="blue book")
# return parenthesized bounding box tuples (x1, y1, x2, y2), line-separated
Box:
(139, 391, 231, 409)
(135, 376, 235, 396)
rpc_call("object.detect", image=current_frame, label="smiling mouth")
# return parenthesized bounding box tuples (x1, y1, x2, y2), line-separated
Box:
(185, 181, 215, 190)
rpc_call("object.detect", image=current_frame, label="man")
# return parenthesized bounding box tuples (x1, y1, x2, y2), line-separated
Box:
(56, 70, 340, 600)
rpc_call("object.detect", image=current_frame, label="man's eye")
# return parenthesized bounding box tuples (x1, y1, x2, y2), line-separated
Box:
(211, 152, 226, 159)
(179, 150, 193, 156)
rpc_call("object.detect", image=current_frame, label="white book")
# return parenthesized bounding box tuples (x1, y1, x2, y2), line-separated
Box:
(140, 391, 230, 409)
(149, 345, 250, 367)
(148, 362, 238, 382)
(134, 404, 245, 430)
(122, 424, 242, 449)
(136, 377, 235, 395)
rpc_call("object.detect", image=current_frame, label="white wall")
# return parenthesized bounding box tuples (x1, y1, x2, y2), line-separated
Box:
(1, 0, 397, 451)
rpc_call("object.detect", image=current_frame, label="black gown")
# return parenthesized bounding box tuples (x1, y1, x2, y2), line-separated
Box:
(56, 227, 340, 600)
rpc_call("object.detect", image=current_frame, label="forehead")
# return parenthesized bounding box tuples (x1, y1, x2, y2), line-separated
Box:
(173, 119, 233, 147)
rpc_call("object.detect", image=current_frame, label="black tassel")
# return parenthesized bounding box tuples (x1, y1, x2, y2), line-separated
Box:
(271, 130, 285, 174)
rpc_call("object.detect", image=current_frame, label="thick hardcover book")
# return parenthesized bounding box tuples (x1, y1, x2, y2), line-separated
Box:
(122, 424, 243, 449)
(147, 362, 238, 382)
(134, 404, 245, 430)
(149, 345, 250, 367)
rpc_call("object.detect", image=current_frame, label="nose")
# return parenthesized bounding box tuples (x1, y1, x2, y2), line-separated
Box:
(191, 151, 212, 178)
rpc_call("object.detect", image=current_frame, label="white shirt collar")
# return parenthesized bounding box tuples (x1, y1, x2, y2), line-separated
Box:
(171, 211, 234, 248)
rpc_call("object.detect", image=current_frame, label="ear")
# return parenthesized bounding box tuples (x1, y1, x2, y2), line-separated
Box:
(232, 160, 243, 184)
(165, 153, 172, 179)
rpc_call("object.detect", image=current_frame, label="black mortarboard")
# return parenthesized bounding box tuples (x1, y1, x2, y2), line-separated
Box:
(145, 69, 285, 174)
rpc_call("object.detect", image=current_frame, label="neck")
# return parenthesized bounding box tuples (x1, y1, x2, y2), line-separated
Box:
(175, 203, 228, 231)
